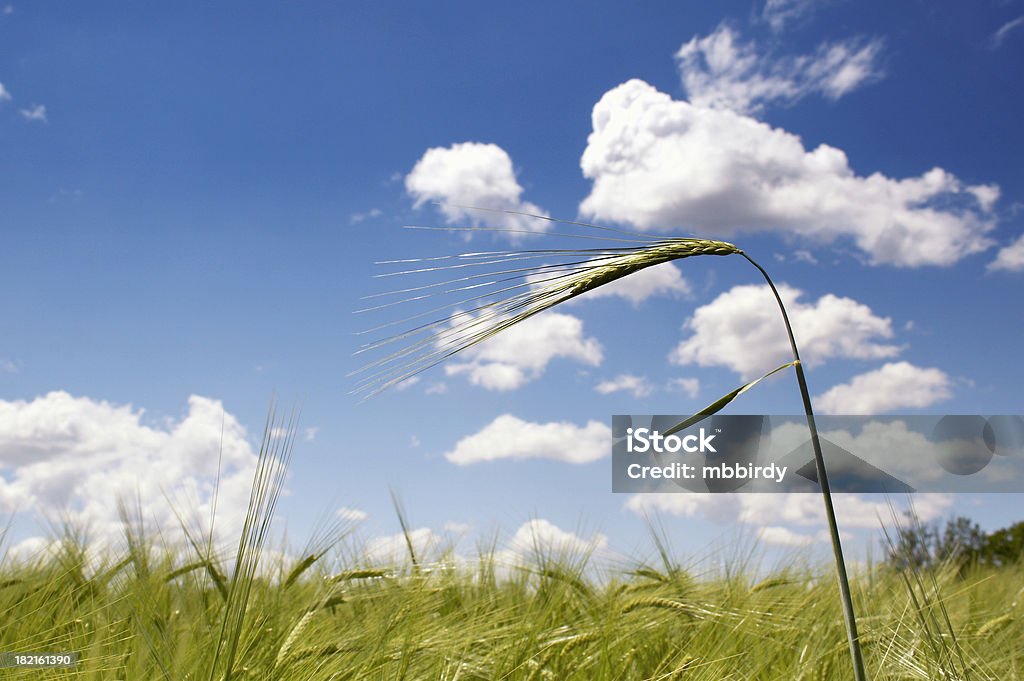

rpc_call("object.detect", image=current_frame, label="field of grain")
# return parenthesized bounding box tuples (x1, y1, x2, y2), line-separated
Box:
(2, 521, 1021, 680)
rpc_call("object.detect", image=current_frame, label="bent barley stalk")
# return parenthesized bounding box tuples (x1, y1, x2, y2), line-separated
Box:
(356, 206, 867, 681)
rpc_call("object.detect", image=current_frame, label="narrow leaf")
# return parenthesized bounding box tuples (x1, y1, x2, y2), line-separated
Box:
(661, 361, 797, 437)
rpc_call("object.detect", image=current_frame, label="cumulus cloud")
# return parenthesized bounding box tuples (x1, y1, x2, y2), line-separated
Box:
(443, 414, 610, 465)
(358, 519, 606, 569)
(578, 79, 997, 267)
(676, 25, 883, 114)
(669, 283, 901, 379)
(19, 104, 46, 122)
(443, 521, 471, 535)
(504, 518, 608, 558)
(0, 392, 262, 551)
(988, 233, 1024, 272)
(595, 374, 655, 398)
(446, 311, 602, 390)
(364, 527, 444, 565)
(526, 261, 690, 306)
(575, 262, 691, 305)
(626, 491, 953, 535)
(758, 525, 817, 547)
(814, 362, 953, 414)
(405, 142, 549, 237)
(766, 418, 955, 484)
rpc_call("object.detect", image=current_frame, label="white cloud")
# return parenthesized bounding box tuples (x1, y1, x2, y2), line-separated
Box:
(0, 82, 10, 101)
(525, 261, 690, 306)
(626, 491, 953, 534)
(675, 25, 883, 114)
(20, 104, 46, 122)
(443, 521, 471, 535)
(303, 427, 319, 442)
(355, 519, 605, 571)
(967, 184, 1001, 212)
(579, 79, 997, 267)
(0, 359, 16, 374)
(0, 392, 262, 550)
(443, 414, 610, 465)
(573, 262, 691, 305)
(624, 493, 718, 521)
(405, 142, 549, 237)
(349, 208, 382, 224)
(793, 249, 818, 264)
(758, 525, 816, 547)
(364, 527, 443, 565)
(446, 311, 602, 390)
(394, 376, 421, 391)
(595, 374, 655, 398)
(504, 519, 608, 557)
(761, 0, 828, 32)
(667, 377, 700, 399)
(814, 362, 953, 415)
(425, 381, 448, 395)
(766, 418, 958, 485)
(4, 537, 68, 567)
(991, 16, 1024, 49)
(988, 233, 1024, 272)
(337, 506, 368, 522)
(669, 283, 901, 379)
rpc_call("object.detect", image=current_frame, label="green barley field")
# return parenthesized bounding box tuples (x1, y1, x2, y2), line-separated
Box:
(2, 518, 1021, 680)
(2, 426, 1021, 680)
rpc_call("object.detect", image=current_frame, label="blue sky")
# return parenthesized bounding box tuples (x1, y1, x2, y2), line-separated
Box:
(2, 0, 1023, 567)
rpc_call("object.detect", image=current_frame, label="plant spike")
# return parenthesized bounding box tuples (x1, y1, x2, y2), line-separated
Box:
(359, 207, 868, 680)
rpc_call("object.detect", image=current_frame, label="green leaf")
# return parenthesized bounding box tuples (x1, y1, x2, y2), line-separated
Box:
(662, 361, 798, 437)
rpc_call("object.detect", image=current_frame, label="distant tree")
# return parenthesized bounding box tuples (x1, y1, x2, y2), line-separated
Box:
(886, 514, 1023, 571)
(936, 516, 986, 564)
(886, 512, 985, 570)
(886, 513, 935, 570)
(979, 521, 1024, 567)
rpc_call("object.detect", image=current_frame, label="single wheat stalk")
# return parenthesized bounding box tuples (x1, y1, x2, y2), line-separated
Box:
(356, 206, 867, 681)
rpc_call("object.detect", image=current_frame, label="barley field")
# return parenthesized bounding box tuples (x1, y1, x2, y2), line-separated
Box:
(2, 521, 1021, 680)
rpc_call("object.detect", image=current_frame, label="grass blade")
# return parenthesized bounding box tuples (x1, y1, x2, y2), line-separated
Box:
(661, 361, 797, 437)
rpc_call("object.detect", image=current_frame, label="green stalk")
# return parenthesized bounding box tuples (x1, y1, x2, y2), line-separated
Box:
(741, 252, 868, 681)
(360, 208, 869, 678)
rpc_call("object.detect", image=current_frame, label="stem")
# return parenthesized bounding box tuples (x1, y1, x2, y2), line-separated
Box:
(741, 252, 868, 681)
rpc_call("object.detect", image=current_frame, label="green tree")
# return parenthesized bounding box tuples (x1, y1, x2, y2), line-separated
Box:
(887, 514, 1024, 570)
(886, 513, 985, 570)
(980, 521, 1024, 567)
